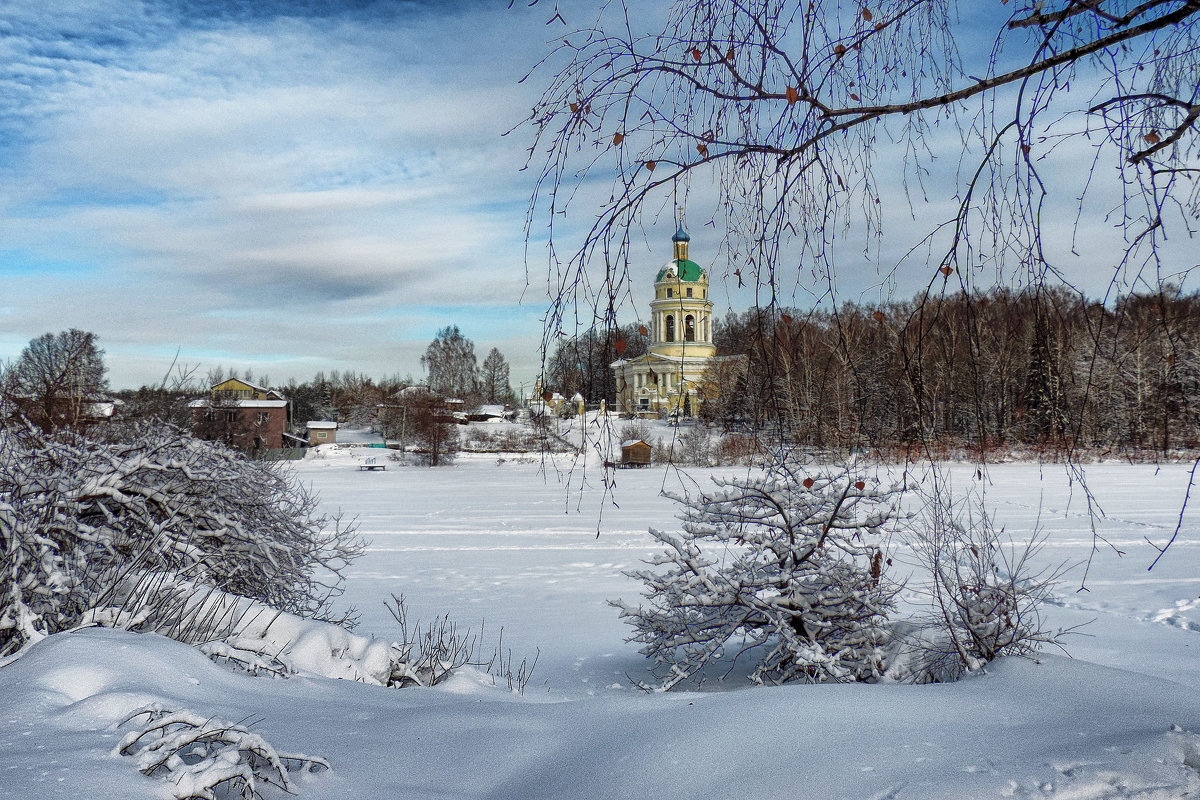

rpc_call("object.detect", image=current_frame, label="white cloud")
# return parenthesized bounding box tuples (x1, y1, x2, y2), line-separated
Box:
(4, 0, 1193, 391)
(0, 1, 558, 387)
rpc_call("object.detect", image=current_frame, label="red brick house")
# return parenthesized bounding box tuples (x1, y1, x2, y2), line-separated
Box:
(189, 378, 288, 452)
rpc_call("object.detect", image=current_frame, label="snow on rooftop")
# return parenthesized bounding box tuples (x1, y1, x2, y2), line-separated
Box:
(187, 399, 287, 408)
(398, 385, 431, 397)
(85, 402, 115, 417)
(475, 405, 506, 416)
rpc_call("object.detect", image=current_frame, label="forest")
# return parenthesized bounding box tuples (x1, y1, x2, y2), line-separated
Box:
(546, 285, 1200, 457)
(82, 281, 1200, 462)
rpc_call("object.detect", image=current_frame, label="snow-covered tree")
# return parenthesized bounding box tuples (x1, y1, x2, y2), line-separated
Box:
(0, 424, 361, 656)
(613, 461, 902, 689)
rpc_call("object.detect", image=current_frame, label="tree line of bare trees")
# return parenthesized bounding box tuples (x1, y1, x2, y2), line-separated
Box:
(544, 323, 650, 406)
(694, 286, 1200, 457)
(534, 282, 1200, 458)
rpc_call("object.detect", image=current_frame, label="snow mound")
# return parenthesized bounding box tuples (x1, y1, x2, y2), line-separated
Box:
(226, 610, 394, 685)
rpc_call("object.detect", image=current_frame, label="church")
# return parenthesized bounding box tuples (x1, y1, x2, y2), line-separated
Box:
(610, 226, 719, 416)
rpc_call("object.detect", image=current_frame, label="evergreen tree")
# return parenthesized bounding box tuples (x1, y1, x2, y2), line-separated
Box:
(478, 348, 514, 405)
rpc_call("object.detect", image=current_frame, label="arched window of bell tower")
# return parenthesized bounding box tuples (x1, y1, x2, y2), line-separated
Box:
(684, 314, 695, 342)
(665, 315, 675, 342)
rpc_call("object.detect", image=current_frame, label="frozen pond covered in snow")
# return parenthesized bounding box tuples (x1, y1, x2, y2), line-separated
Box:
(301, 450, 1200, 695)
(3, 445, 1199, 800)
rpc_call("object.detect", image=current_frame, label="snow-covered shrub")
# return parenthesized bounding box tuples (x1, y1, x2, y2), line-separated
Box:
(84, 573, 270, 651)
(92, 584, 538, 693)
(199, 639, 294, 680)
(180, 589, 539, 692)
(617, 420, 652, 444)
(902, 481, 1070, 682)
(385, 593, 476, 687)
(675, 424, 713, 466)
(200, 599, 393, 684)
(384, 594, 538, 691)
(613, 460, 903, 690)
(114, 704, 328, 800)
(0, 423, 362, 656)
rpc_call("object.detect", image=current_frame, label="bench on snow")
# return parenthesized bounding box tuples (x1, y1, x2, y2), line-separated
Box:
(359, 456, 386, 471)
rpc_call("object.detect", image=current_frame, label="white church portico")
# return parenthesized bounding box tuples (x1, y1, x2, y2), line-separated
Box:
(611, 226, 718, 417)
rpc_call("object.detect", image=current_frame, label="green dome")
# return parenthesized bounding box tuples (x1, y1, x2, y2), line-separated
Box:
(656, 258, 704, 282)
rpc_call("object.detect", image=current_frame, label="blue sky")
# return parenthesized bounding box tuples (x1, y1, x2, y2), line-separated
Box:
(0, 0, 569, 388)
(1, 1, 1195, 390)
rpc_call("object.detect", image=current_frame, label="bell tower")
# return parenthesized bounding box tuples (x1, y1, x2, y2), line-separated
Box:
(649, 226, 716, 359)
(611, 225, 720, 416)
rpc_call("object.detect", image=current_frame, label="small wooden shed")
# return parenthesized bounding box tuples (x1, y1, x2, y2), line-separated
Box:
(620, 439, 652, 467)
(306, 420, 338, 446)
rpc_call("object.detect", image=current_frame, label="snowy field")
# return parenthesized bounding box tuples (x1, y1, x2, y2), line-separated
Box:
(3, 440, 1200, 799)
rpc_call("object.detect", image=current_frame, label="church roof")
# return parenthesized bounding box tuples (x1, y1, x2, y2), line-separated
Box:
(656, 258, 705, 282)
(672, 225, 690, 243)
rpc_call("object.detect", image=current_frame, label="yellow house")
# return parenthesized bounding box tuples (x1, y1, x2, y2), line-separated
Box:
(611, 227, 718, 416)
(206, 378, 285, 403)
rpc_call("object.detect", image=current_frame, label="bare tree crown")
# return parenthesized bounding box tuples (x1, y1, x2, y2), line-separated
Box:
(525, 0, 1198, 328)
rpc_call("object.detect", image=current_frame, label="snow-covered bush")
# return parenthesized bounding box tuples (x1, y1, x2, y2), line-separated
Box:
(385, 594, 538, 691)
(0, 423, 362, 656)
(114, 704, 328, 800)
(902, 482, 1070, 682)
(161, 590, 537, 692)
(89, 574, 276, 650)
(613, 461, 902, 689)
(617, 420, 652, 444)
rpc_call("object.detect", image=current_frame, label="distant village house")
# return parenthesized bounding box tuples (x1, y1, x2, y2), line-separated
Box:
(189, 378, 288, 452)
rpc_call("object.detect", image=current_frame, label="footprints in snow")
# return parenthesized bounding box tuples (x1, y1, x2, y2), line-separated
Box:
(1046, 594, 1200, 634)
(1152, 598, 1200, 632)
